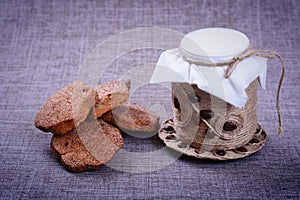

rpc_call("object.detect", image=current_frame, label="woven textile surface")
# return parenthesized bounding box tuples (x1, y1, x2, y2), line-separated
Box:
(0, 0, 299, 199)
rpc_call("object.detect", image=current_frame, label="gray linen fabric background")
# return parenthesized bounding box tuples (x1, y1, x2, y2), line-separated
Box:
(0, 0, 299, 199)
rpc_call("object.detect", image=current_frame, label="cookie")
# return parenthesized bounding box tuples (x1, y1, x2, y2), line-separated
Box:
(94, 80, 130, 118)
(101, 102, 160, 132)
(35, 81, 97, 135)
(51, 116, 124, 172)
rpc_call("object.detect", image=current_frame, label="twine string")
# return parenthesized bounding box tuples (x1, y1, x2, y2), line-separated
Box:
(179, 46, 284, 134)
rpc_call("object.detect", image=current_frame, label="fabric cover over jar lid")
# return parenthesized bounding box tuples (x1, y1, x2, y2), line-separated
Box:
(150, 27, 268, 108)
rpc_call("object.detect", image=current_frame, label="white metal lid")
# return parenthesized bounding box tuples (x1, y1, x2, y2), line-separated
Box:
(179, 28, 250, 61)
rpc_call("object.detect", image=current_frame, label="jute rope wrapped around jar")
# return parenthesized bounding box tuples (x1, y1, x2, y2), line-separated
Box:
(172, 80, 258, 150)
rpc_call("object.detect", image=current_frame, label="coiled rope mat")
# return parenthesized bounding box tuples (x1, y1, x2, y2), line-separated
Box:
(158, 118, 267, 160)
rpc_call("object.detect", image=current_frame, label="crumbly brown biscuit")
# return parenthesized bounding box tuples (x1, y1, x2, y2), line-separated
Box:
(101, 102, 160, 132)
(94, 80, 130, 118)
(51, 117, 124, 172)
(35, 81, 97, 135)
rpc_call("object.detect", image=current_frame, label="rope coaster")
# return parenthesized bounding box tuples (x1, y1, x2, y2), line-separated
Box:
(158, 118, 267, 160)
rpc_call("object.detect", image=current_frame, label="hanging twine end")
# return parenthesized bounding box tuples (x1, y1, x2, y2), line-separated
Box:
(278, 126, 283, 135)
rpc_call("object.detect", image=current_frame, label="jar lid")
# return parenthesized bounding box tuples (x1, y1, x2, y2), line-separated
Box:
(179, 28, 249, 60)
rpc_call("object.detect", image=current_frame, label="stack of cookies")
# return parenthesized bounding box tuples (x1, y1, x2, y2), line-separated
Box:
(35, 80, 159, 172)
